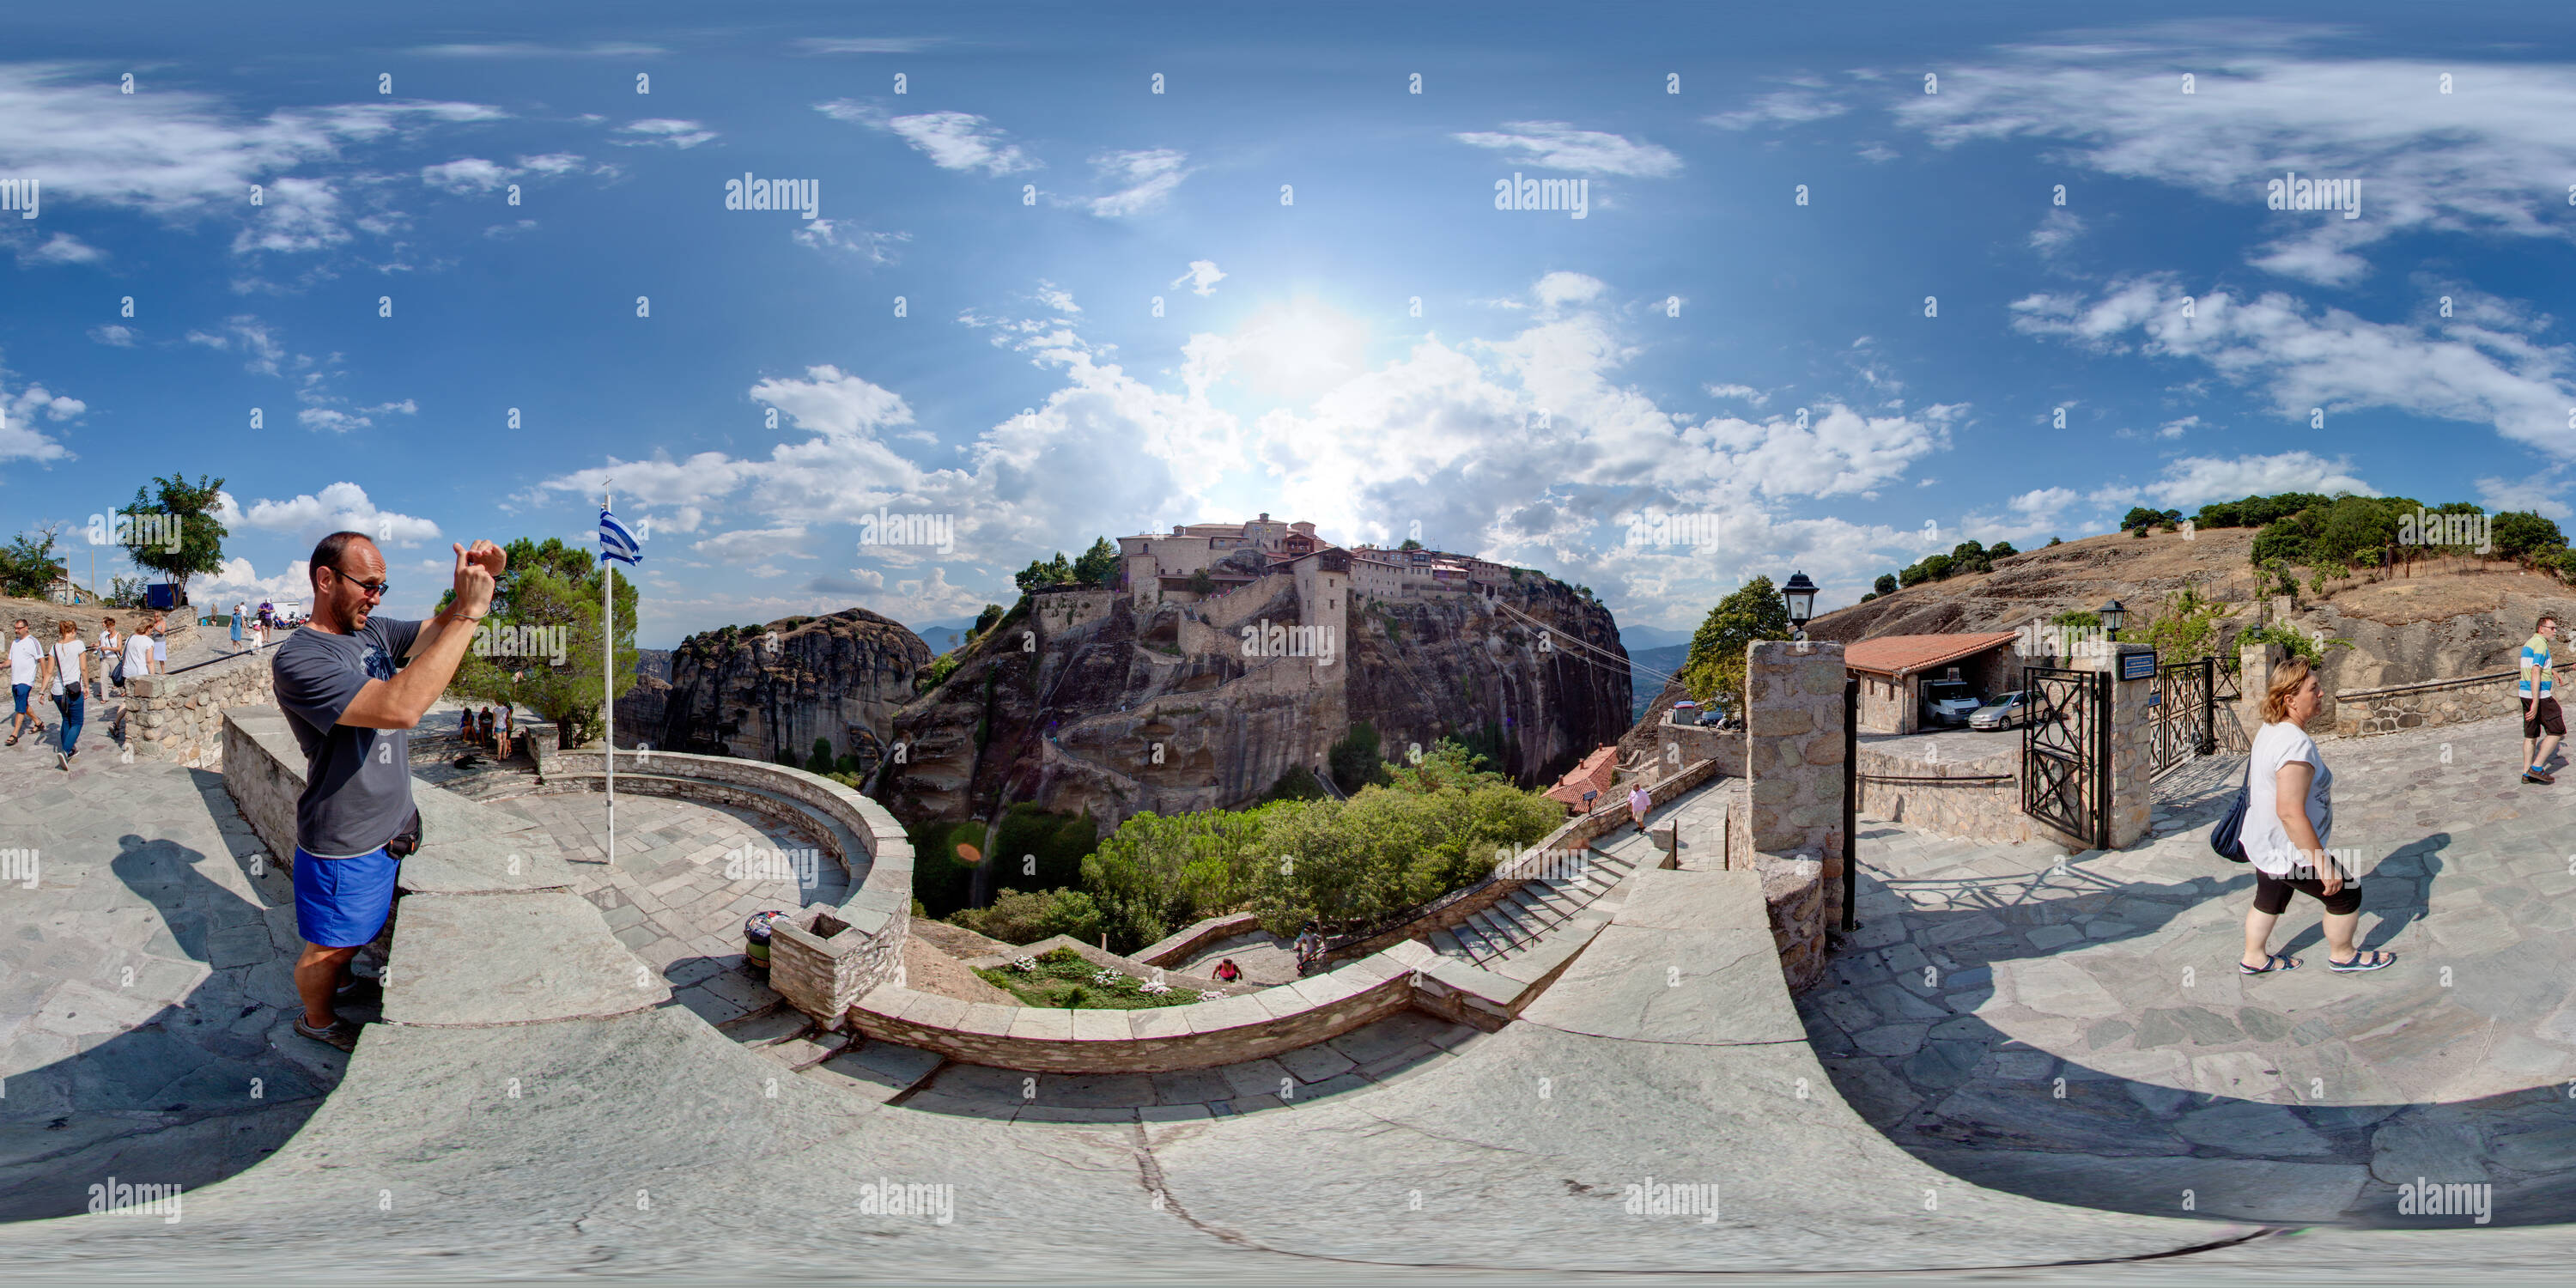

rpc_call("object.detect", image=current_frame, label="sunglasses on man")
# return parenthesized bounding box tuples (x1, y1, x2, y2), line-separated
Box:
(329, 565, 390, 598)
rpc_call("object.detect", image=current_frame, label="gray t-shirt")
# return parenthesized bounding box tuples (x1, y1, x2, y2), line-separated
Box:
(273, 617, 422, 858)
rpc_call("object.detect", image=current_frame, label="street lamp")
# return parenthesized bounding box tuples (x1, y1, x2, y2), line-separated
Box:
(1783, 571, 1819, 640)
(2098, 598, 2126, 636)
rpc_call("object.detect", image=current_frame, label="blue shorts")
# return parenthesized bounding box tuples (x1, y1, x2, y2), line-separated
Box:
(10, 684, 26, 715)
(293, 845, 402, 949)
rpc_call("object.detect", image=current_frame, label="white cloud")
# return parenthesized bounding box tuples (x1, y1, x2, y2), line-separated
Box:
(1854, 142, 1899, 163)
(817, 102, 1036, 174)
(228, 482, 441, 545)
(696, 526, 810, 562)
(2140, 451, 2379, 508)
(792, 218, 907, 263)
(1035, 283, 1081, 314)
(1893, 30, 2576, 283)
(2476, 470, 2572, 521)
(414, 41, 661, 58)
(2013, 275, 2576, 458)
(2157, 415, 2198, 439)
(1087, 149, 1190, 216)
(16, 231, 103, 265)
(613, 118, 716, 149)
(1451, 121, 1681, 177)
(0, 65, 499, 256)
(791, 38, 938, 55)
(87, 324, 135, 346)
(2029, 208, 2084, 256)
(0, 377, 78, 465)
(421, 157, 513, 193)
(1704, 88, 1851, 131)
(1171, 259, 1224, 298)
(1704, 383, 1769, 406)
(194, 556, 314, 605)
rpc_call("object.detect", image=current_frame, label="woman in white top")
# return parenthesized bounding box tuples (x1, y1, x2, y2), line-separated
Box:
(96, 618, 121, 697)
(2238, 658, 2394, 975)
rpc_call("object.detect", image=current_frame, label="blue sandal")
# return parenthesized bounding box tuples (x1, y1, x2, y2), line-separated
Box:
(2329, 950, 2395, 972)
(2239, 953, 2298, 975)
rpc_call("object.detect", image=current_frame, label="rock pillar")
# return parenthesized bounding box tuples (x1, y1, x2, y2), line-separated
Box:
(1727, 640, 1846, 990)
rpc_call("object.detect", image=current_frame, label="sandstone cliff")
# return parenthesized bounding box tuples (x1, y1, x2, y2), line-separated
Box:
(649, 608, 932, 774)
(880, 574, 1629, 830)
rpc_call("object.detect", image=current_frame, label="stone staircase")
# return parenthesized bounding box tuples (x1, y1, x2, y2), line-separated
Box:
(1426, 838, 1643, 966)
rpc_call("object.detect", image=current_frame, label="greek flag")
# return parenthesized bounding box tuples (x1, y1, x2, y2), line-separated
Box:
(598, 508, 642, 565)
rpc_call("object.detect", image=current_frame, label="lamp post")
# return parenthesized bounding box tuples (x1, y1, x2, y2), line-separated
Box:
(2098, 598, 2127, 638)
(1782, 571, 1819, 641)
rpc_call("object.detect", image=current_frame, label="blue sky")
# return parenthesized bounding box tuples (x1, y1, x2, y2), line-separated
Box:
(7, 3, 2576, 645)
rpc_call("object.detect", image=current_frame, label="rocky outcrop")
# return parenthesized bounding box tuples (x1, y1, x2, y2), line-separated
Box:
(651, 608, 932, 776)
(880, 574, 1630, 831)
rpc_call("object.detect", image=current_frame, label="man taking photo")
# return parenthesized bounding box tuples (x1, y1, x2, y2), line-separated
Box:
(272, 532, 503, 1051)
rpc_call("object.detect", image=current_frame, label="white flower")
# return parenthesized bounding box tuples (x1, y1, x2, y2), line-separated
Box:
(1010, 957, 1037, 972)
(1092, 969, 1121, 985)
(1139, 980, 1172, 994)
(1200, 989, 1224, 999)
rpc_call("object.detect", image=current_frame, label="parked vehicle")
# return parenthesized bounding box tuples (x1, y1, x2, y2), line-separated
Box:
(1967, 690, 2031, 731)
(1921, 678, 1981, 728)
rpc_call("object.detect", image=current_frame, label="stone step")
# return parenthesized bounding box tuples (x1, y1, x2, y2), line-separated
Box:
(1448, 916, 1500, 963)
(1504, 887, 1562, 927)
(1470, 908, 1528, 957)
(1428, 928, 1467, 957)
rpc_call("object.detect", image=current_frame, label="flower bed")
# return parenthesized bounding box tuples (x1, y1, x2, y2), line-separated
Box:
(975, 945, 1204, 1009)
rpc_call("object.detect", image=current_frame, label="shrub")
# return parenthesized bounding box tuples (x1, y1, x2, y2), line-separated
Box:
(949, 887, 1104, 945)
(1872, 573, 1898, 596)
(1327, 720, 1392, 794)
(2494, 511, 2567, 565)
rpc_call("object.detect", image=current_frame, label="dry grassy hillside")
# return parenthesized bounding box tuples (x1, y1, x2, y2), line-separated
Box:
(1802, 527, 2576, 703)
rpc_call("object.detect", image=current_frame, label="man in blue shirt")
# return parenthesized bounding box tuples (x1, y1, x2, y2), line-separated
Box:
(2524, 615, 2562, 786)
(271, 532, 503, 1051)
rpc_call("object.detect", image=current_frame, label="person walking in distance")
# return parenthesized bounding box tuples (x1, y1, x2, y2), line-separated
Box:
(149, 613, 168, 675)
(38, 620, 88, 769)
(111, 617, 155, 743)
(7, 618, 46, 748)
(2239, 658, 2394, 975)
(1628, 781, 1653, 836)
(233, 603, 248, 653)
(95, 617, 119, 702)
(2523, 615, 2564, 785)
(271, 532, 505, 1052)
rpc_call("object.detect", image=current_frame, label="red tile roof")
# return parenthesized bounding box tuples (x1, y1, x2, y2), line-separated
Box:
(1844, 632, 2020, 678)
(1542, 745, 1620, 813)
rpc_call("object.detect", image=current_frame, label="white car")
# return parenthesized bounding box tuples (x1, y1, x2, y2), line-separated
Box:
(1921, 679, 1981, 729)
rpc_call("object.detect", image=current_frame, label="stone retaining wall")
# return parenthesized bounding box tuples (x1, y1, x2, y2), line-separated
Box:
(1651, 711, 1747, 778)
(546, 748, 914, 1023)
(124, 647, 276, 769)
(847, 945, 1428, 1074)
(1137, 911, 1265, 968)
(2336, 659, 2576, 738)
(1854, 742, 2036, 845)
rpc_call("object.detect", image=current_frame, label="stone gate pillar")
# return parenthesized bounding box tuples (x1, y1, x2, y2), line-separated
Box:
(2238, 640, 2286, 742)
(1727, 640, 1845, 989)
(2076, 641, 2154, 850)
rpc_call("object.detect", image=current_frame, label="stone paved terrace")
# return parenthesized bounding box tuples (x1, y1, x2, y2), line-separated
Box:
(0, 728, 347, 1221)
(1807, 712, 2576, 1226)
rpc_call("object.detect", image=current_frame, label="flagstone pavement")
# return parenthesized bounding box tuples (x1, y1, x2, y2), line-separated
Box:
(1805, 712, 2576, 1228)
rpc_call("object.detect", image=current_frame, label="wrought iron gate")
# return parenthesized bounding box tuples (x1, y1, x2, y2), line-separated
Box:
(2148, 657, 2212, 781)
(2022, 665, 2110, 850)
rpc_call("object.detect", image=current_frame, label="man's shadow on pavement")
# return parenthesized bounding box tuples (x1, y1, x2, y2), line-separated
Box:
(0, 825, 341, 1222)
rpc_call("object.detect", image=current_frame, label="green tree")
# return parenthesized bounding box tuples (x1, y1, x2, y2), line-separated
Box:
(2493, 511, 2567, 565)
(1014, 551, 1076, 593)
(1678, 575, 1791, 708)
(805, 736, 836, 775)
(119, 472, 228, 601)
(971, 602, 1005, 636)
(2123, 580, 2235, 661)
(1327, 720, 1391, 794)
(1989, 541, 2019, 560)
(1872, 573, 1898, 597)
(0, 526, 63, 598)
(2046, 536, 2063, 547)
(2120, 506, 2164, 535)
(438, 537, 639, 749)
(1187, 568, 1215, 595)
(1072, 537, 1121, 587)
(1397, 538, 1424, 551)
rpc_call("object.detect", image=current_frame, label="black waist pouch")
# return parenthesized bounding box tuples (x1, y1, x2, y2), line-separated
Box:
(386, 808, 422, 858)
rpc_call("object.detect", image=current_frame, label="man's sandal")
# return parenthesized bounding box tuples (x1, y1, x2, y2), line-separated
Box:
(2329, 950, 2396, 973)
(2239, 953, 2299, 975)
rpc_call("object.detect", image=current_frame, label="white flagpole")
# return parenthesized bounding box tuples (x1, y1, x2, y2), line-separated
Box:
(605, 484, 617, 869)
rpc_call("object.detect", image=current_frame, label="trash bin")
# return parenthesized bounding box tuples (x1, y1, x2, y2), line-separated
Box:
(744, 909, 792, 974)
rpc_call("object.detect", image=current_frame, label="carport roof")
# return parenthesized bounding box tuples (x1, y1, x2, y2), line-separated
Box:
(1844, 631, 2020, 679)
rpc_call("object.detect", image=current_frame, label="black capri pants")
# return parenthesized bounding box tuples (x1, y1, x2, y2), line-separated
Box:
(2252, 867, 2361, 916)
